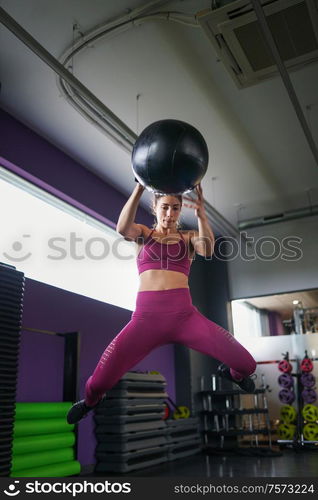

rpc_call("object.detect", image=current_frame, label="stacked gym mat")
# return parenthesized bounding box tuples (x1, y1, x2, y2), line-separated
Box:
(166, 418, 201, 460)
(94, 372, 201, 473)
(94, 372, 169, 473)
(0, 263, 80, 477)
(0, 263, 25, 477)
(10, 402, 80, 477)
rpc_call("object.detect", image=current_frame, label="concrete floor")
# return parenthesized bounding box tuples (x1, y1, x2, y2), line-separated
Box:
(91, 447, 318, 478)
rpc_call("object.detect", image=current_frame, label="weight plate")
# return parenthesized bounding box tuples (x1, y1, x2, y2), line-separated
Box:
(278, 389, 295, 404)
(278, 360, 292, 373)
(302, 389, 317, 404)
(278, 373, 294, 388)
(300, 358, 314, 373)
(280, 405, 297, 423)
(302, 404, 318, 422)
(300, 373, 316, 388)
(173, 405, 190, 419)
(278, 423, 296, 439)
(303, 423, 318, 440)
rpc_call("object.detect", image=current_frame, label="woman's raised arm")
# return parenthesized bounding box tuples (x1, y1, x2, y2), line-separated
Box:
(116, 183, 146, 241)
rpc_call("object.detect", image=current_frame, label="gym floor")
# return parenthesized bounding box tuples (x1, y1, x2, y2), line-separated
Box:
(86, 448, 318, 478)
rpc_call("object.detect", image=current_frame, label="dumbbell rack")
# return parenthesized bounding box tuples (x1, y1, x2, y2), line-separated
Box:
(199, 374, 272, 449)
(278, 358, 318, 449)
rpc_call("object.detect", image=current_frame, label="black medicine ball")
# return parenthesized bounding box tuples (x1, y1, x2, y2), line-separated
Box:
(131, 119, 209, 194)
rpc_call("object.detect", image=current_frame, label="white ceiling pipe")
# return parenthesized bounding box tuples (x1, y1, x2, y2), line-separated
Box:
(58, 1, 193, 66)
(238, 204, 318, 230)
(0, 6, 137, 150)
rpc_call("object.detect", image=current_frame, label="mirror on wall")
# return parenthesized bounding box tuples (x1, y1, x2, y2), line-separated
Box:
(231, 289, 318, 339)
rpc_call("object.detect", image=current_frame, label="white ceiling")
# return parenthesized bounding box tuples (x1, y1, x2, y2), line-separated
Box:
(1, 0, 318, 230)
(245, 288, 318, 319)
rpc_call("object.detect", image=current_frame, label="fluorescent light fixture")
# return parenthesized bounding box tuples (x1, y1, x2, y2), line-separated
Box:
(0, 166, 113, 233)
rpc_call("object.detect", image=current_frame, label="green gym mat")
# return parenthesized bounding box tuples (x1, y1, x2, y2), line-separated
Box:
(10, 460, 81, 477)
(14, 419, 74, 437)
(15, 402, 72, 420)
(11, 447, 74, 472)
(12, 432, 75, 455)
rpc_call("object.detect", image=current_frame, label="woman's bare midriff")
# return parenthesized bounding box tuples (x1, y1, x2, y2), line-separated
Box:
(138, 269, 189, 291)
(136, 229, 194, 291)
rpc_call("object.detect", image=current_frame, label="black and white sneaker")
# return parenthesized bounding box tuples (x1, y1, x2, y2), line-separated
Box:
(67, 397, 105, 425)
(217, 363, 256, 393)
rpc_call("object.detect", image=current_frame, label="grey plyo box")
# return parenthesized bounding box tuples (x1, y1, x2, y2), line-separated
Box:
(94, 412, 165, 425)
(95, 419, 166, 435)
(106, 372, 167, 399)
(95, 454, 168, 473)
(96, 435, 169, 453)
(166, 418, 201, 446)
(106, 387, 168, 399)
(97, 397, 166, 409)
(95, 448, 168, 473)
(95, 403, 165, 417)
(96, 428, 168, 444)
(96, 444, 169, 463)
(166, 417, 200, 431)
(168, 437, 201, 451)
(167, 434, 202, 461)
(168, 443, 201, 461)
(167, 429, 200, 443)
(94, 372, 170, 473)
(113, 372, 166, 384)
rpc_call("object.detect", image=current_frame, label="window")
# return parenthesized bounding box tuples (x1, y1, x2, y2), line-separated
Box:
(231, 300, 264, 340)
(0, 167, 139, 311)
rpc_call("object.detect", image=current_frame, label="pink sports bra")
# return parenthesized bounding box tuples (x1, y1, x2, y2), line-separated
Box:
(137, 229, 192, 276)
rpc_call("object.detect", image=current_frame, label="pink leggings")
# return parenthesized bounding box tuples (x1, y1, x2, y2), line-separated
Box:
(85, 288, 256, 406)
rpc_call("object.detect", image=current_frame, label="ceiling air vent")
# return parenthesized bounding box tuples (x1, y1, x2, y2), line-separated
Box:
(197, 0, 318, 88)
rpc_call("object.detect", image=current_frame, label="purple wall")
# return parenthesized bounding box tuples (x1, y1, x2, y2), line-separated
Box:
(268, 311, 285, 336)
(0, 109, 151, 227)
(1, 108, 176, 467)
(19, 278, 175, 467)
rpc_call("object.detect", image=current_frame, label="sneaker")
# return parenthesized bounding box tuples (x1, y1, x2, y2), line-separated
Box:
(217, 363, 256, 393)
(67, 398, 104, 425)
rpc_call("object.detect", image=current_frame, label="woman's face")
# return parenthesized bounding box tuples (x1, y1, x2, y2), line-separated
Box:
(155, 195, 182, 229)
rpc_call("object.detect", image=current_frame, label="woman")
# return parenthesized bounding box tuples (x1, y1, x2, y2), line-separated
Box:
(67, 182, 256, 424)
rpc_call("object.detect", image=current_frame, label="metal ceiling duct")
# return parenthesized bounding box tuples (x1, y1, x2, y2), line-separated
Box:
(238, 204, 318, 229)
(198, 0, 318, 89)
